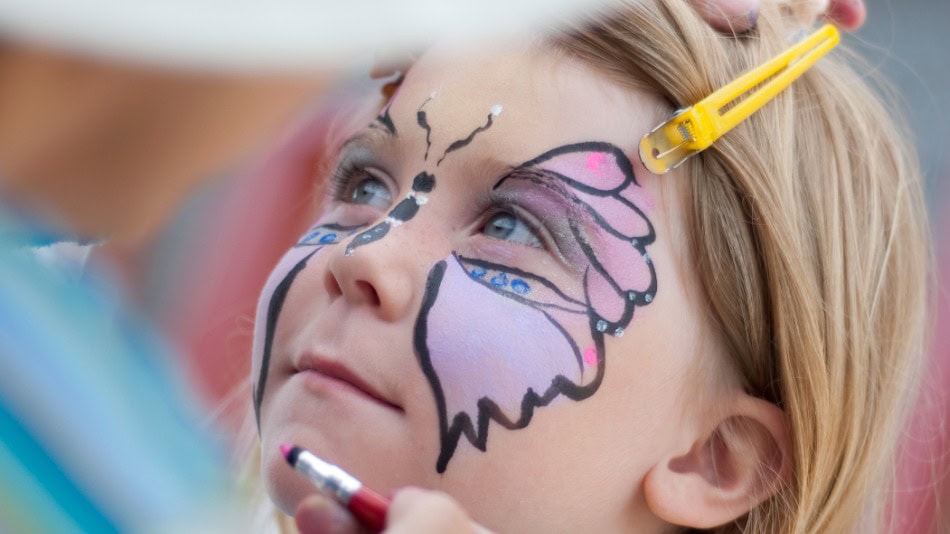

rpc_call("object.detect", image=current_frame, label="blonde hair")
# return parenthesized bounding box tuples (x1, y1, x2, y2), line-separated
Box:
(555, 1, 931, 532)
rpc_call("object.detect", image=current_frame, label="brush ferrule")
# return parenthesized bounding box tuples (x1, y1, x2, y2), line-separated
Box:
(296, 449, 362, 502)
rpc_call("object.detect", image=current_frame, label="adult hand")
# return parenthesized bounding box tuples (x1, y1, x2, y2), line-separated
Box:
(295, 487, 492, 534)
(689, 0, 866, 33)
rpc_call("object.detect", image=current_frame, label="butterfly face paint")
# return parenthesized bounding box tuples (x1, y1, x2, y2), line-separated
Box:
(414, 142, 656, 473)
(253, 90, 657, 476)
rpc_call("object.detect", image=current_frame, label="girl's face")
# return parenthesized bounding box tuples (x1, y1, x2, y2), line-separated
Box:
(253, 42, 710, 531)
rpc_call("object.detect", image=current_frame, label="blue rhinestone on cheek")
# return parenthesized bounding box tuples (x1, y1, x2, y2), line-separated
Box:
(510, 279, 530, 295)
(319, 233, 337, 244)
(490, 272, 509, 288)
(469, 267, 487, 279)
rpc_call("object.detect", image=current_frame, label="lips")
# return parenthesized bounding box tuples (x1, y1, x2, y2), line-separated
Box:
(294, 355, 402, 412)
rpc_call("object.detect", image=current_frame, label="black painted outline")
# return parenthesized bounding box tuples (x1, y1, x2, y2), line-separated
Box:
(253, 249, 316, 426)
(415, 257, 607, 473)
(372, 105, 397, 136)
(254, 223, 364, 427)
(458, 255, 587, 311)
(293, 222, 367, 248)
(414, 141, 658, 472)
(436, 111, 498, 166)
(417, 96, 435, 161)
(344, 171, 436, 256)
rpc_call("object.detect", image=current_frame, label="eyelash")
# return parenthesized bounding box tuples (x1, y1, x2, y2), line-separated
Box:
(479, 202, 551, 251)
(328, 159, 389, 203)
(327, 158, 557, 254)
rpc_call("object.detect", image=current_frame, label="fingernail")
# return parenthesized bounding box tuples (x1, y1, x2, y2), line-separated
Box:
(747, 8, 759, 29)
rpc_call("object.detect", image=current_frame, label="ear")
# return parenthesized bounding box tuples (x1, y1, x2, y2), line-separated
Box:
(642, 394, 791, 529)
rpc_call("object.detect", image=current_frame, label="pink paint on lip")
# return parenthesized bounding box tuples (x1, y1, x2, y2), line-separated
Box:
(295, 356, 403, 412)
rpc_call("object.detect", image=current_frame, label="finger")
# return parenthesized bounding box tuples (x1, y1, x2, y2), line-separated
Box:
(688, 0, 761, 34)
(785, 0, 830, 28)
(386, 488, 476, 534)
(295, 494, 363, 534)
(370, 47, 422, 80)
(826, 0, 866, 30)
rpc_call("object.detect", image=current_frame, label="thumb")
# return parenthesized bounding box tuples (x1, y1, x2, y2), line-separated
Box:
(295, 494, 364, 534)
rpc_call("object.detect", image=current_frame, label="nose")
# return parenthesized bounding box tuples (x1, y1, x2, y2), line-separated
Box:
(324, 222, 432, 322)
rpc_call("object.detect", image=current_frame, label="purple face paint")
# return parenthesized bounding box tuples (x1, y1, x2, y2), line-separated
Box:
(428, 255, 587, 421)
(415, 141, 657, 473)
(527, 146, 656, 324)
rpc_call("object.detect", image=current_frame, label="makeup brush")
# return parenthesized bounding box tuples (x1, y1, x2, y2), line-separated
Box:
(280, 444, 390, 531)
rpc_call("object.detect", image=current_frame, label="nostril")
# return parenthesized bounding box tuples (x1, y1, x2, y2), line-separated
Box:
(355, 280, 381, 307)
(324, 270, 343, 298)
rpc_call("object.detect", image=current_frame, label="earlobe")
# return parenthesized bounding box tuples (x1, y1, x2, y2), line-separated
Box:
(642, 394, 790, 529)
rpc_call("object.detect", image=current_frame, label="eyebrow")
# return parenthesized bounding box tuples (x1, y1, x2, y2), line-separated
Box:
(369, 107, 397, 136)
(336, 125, 392, 157)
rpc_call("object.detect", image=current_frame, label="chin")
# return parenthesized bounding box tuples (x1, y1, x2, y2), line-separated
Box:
(262, 447, 315, 515)
(259, 421, 425, 513)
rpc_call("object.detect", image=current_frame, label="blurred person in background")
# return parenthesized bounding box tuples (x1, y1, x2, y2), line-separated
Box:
(0, 0, 866, 531)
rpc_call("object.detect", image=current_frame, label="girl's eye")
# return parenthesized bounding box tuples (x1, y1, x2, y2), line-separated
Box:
(349, 178, 392, 209)
(482, 212, 543, 248)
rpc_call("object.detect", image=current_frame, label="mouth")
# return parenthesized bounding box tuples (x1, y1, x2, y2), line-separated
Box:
(294, 355, 403, 413)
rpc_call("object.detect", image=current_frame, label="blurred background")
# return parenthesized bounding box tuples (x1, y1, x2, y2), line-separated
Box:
(855, 1, 950, 530)
(857, 0, 949, 209)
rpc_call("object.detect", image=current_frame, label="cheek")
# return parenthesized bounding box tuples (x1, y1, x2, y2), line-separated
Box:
(251, 245, 322, 379)
(422, 256, 593, 427)
(428, 263, 588, 418)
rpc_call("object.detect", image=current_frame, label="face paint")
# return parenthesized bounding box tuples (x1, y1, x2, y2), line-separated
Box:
(436, 105, 502, 166)
(344, 172, 435, 256)
(414, 142, 656, 472)
(252, 222, 363, 425)
(345, 93, 503, 256)
(372, 104, 397, 137)
(417, 92, 437, 161)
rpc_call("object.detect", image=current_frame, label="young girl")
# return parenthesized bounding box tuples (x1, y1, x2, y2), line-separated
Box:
(247, 0, 930, 531)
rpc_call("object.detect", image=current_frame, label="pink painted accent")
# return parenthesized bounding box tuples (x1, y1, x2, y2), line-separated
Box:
(583, 346, 598, 366)
(545, 152, 625, 190)
(586, 152, 607, 172)
(280, 443, 292, 460)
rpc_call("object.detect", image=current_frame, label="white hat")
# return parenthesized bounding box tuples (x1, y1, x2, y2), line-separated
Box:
(0, 0, 614, 72)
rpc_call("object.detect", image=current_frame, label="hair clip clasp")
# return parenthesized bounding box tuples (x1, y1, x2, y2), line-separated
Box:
(639, 24, 840, 175)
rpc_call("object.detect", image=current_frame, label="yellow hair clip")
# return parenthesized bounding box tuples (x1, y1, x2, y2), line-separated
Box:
(639, 23, 840, 175)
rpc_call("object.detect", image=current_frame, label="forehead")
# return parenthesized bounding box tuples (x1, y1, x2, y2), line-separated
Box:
(385, 40, 663, 168)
